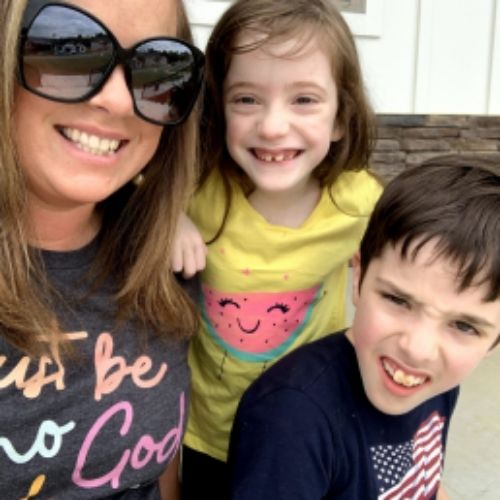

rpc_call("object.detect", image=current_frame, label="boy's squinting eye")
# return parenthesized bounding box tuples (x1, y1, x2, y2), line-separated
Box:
(381, 292, 409, 308)
(451, 320, 479, 336)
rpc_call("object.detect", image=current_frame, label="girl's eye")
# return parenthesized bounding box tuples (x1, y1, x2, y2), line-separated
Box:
(234, 95, 257, 105)
(294, 96, 316, 105)
(381, 292, 409, 308)
(451, 320, 479, 336)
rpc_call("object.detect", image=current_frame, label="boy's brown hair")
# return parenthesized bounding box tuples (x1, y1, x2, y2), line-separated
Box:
(359, 155, 500, 302)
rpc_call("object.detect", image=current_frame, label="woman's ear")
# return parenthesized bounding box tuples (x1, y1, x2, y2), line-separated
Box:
(351, 251, 362, 307)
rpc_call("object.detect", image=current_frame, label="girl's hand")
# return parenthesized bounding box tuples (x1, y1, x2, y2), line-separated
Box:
(171, 212, 207, 278)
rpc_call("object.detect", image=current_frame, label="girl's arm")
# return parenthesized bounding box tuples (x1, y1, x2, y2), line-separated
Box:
(158, 451, 181, 500)
(171, 211, 207, 278)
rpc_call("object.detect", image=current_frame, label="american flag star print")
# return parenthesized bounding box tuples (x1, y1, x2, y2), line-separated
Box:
(370, 412, 445, 500)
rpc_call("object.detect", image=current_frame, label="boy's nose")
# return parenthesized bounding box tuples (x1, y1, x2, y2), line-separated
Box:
(88, 66, 135, 119)
(398, 320, 440, 365)
(257, 105, 289, 139)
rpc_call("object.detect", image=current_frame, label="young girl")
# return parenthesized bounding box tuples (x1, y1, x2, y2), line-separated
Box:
(174, 0, 382, 496)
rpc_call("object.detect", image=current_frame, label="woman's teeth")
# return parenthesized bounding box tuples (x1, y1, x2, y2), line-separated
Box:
(382, 359, 426, 388)
(61, 127, 121, 156)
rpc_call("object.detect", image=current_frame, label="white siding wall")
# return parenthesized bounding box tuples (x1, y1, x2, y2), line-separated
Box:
(490, 1, 500, 113)
(415, 0, 495, 114)
(185, 0, 500, 115)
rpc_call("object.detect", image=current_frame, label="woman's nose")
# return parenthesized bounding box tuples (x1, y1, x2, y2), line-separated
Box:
(88, 66, 135, 118)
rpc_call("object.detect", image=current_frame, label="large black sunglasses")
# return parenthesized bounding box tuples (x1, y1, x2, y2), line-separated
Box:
(18, 2, 204, 126)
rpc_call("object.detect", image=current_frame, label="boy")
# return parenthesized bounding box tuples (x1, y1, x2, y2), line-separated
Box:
(227, 156, 500, 499)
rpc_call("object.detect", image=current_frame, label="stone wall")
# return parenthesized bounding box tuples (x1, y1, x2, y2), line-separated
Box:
(372, 115, 500, 182)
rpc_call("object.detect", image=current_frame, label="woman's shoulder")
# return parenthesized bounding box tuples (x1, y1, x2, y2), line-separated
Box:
(328, 169, 383, 217)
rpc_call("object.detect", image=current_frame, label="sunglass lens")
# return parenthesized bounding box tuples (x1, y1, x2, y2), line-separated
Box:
(131, 40, 201, 124)
(21, 5, 113, 100)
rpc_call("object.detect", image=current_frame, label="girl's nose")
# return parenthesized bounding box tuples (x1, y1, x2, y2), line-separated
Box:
(257, 105, 289, 139)
(88, 66, 135, 119)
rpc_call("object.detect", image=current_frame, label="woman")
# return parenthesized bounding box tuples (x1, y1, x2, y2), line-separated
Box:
(0, 0, 203, 498)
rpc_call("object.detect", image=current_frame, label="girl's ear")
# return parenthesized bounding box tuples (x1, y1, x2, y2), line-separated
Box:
(351, 251, 362, 306)
(331, 121, 344, 142)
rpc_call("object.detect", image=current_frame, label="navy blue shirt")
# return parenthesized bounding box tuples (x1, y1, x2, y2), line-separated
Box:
(228, 332, 459, 499)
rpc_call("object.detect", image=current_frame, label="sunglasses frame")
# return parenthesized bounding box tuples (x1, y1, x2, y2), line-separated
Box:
(18, 1, 205, 126)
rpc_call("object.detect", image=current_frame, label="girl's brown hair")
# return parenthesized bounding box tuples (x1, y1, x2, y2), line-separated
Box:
(199, 0, 376, 241)
(0, 0, 200, 356)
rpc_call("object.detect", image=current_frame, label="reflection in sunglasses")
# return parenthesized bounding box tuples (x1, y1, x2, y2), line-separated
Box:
(20, 3, 204, 125)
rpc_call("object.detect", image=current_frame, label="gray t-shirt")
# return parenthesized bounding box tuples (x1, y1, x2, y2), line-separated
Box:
(0, 239, 190, 498)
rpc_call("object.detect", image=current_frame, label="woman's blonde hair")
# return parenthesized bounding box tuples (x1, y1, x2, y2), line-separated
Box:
(0, 0, 200, 356)
(199, 0, 376, 240)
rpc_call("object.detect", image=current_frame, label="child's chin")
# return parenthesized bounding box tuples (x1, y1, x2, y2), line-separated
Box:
(366, 389, 428, 416)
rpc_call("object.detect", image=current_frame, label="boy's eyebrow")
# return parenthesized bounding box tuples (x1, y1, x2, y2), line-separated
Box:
(376, 278, 496, 329)
(455, 313, 496, 329)
(375, 278, 414, 302)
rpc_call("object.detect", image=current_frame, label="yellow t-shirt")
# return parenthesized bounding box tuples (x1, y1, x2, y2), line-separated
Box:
(184, 169, 382, 461)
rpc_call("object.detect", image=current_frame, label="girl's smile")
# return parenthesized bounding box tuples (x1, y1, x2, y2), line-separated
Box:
(223, 33, 342, 201)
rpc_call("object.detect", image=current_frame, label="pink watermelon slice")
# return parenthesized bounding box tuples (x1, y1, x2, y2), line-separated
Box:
(200, 283, 321, 362)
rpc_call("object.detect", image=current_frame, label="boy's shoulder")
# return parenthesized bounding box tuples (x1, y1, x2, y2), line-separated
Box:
(241, 329, 459, 421)
(242, 331, 356, 406)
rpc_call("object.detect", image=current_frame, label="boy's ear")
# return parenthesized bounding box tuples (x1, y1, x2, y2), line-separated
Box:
(489, 335, 500, 351)
(351, 251, 362, 306)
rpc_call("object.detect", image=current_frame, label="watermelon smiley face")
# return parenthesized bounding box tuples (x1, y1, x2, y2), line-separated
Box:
(201, 283, 321, 362)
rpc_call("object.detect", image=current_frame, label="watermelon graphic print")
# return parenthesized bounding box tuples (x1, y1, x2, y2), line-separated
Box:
(200, 283, 322, 362)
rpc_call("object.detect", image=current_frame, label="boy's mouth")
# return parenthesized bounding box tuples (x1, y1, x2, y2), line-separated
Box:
(252, 148, 301, 162)
(382, 357, 428, 388)
(59, 127, 125, 156)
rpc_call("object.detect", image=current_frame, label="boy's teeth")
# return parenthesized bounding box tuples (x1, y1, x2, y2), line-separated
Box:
(383, 359, 426, 388)
(62, 127, 121, 156)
